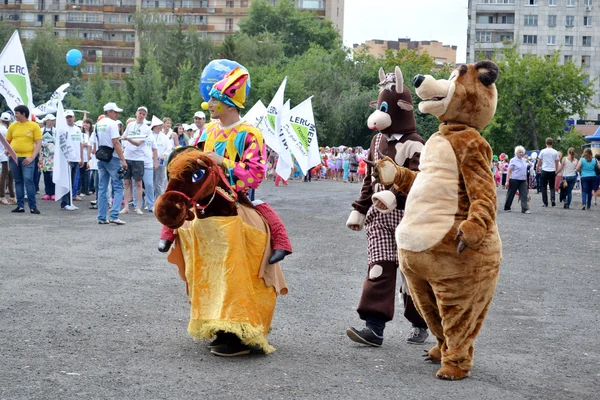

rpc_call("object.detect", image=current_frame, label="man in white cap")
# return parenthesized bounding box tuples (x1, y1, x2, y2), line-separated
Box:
(136, 115, 160, 212)
(121, 106, 151, 215)
(192, 111, 206, 145)
(95, 102, 127, 225)
(151, 116, 171, 198)
(60, 110, 84, 211)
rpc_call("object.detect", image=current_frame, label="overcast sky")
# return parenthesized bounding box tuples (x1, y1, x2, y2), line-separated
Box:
(343, 0, 469, 63)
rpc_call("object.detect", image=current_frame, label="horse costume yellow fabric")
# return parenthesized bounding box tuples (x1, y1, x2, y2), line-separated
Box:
(156, 150, 286, 354)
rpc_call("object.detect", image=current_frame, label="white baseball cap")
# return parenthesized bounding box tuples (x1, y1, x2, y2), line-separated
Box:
(116, 120, 123, 125)
(0, 112, 11, 121)
(65, 110, 75, 117)
(137, 106, 148, 113)
(150, 115, 163, 128)
(103, 102, 123, 112)
(75, 120, 83, 128)
(45, 114, 56, 121)
(194, 111, 206, 119)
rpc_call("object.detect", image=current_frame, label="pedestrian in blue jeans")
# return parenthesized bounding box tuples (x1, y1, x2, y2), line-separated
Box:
(98, 157, 125, 222)
(576, 148, 598, 210)
(5, 105, 42, 214)
(9, 158, 37, 211)
(558, 148, 578, 209)
(95, 102, 127, 225)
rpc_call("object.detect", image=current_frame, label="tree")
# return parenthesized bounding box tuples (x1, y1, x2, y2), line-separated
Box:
(238, 0, 340, 57)
(163, 60, 203, 123)
(25, 27, 79, 105)
(68, 59, 116, 118)
(122, 55, 165, 117)
(483, 46, 596, 154)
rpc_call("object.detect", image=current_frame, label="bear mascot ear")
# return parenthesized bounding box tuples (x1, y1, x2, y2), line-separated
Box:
(155, 192, 195, 229)
(474, 61, 499, 86)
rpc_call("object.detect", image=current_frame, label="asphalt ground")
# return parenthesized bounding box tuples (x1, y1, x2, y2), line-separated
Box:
(1, 178, 599, 399)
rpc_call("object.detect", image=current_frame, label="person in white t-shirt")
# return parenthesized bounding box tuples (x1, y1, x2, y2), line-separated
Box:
(95, 103, 127, 225)
(536, 137, 560, 207)
(87, 121, 99, 208)
(134, 116, 159, 212)
(60, 110, 84, 210)
(152, 117, 171, 198)
(121, 106, 151, 215)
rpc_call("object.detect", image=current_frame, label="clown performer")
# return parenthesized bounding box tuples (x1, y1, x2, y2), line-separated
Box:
(157, 69, 293, 265)
(156, 66, 292, 357)
(345, 67, 429, 347)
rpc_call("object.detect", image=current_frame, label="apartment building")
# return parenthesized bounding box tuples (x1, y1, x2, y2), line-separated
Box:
(0, 0, 344, 76)
(353, 38, 458, 66)
(467, 0, 600, 120)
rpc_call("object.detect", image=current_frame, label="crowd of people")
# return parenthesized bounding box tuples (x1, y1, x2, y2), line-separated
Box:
(267, 146, 369, 185)
(0, 104, 210, 223)
(3, 107, 600, 218)
(500, 138, 600, 213)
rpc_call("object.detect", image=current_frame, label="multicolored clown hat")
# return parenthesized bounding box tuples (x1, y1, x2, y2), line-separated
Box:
(208, 67, 249, 109)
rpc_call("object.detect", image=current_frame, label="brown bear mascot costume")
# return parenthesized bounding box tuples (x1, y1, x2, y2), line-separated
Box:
(345, 66, 429, 347)
(369, 61, 502, 380)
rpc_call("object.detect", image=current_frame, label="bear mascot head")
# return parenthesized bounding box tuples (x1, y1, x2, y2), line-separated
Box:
(413, 60, 499, 131)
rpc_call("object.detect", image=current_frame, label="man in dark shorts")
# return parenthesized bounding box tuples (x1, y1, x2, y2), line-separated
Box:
(121, 106, 151, 215)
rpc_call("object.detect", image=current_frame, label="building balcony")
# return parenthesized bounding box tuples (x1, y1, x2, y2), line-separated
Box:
(19, 21, 44, 28)
(65, 22, 105, 29)
(65, 5, 104, 12)
(475, 23, 514, 31)
(473, 41, 511, 50)
(174, 7, 208, 13)
(103, 23, 135, 29)
(79, 39, 135, 47)
(475, 4, 515, 11)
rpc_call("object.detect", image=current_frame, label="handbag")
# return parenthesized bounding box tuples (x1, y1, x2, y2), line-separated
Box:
(595, 160, 600, 176)
(95, 145, 113, 162)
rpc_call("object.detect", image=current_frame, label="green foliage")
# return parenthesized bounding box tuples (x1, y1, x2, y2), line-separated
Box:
(558, 128, 586, 154)
(0, 21, 15, 46)
(121, 55, 165, 118)
(135, 13, 215, 87)
(238, 0, 340, 57)
(68, 59, 116, 118)
(24, 27, 80, 105)
(163, 60, 204, 124)
(483, 46, 595, 154)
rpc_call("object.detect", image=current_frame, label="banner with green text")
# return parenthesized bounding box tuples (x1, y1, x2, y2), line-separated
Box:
(0, 31, 34, 112)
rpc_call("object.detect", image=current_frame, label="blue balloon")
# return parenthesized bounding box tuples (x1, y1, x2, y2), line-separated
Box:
(66, 49, 83, 67)
(199, 59, 251, 102)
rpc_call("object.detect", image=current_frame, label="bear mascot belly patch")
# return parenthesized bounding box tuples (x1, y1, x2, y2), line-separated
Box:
(368, 61, 502, 380)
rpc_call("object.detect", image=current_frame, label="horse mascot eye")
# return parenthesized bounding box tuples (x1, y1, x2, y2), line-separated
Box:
(192, 169, 206, 182)
(379, 101, 389, 113)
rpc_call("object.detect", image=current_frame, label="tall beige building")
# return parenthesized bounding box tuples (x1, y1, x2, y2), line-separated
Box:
(353, 38, 458, 66)
(467, 0, 600, 120)
(0, 0, 344, 76)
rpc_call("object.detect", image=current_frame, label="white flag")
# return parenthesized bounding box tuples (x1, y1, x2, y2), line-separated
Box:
(280, 97, 319, 174)
(275, 100, 293, 180)
(53, 102, 75, 201)
(0, 31, 34, 112)
(32, 83, 70, 116)
(244, 100, 281, 153)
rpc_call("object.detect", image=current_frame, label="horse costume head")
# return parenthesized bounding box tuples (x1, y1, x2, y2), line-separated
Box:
(155, 147, 238, 229)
